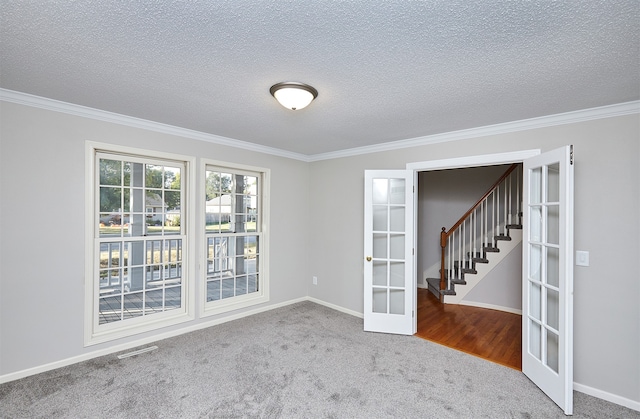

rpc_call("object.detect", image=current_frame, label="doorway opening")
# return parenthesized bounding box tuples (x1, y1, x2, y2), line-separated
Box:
(407, 150, 539, 370)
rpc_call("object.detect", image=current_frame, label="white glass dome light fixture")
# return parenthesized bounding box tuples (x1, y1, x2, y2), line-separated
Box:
(270, 82, 318, 111)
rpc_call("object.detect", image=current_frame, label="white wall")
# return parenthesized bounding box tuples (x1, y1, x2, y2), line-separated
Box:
(0, 102, 310, 376)
(308, 114, 640, 405)
(462, 242, 522, 311)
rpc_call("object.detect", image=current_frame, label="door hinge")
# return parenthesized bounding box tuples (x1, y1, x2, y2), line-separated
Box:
(570, 145, 574, 165)
(412, 310, 415, 318)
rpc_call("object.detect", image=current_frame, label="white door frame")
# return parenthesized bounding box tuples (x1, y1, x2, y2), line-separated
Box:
(406, 149, 541, 172)
(405, 148, 541, 315)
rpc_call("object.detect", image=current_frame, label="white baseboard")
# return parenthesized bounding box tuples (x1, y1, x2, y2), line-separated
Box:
(574, 382, 640, 412)
(457, 300, 522, 315)
(0, 296, 309, 385)
(306, 297, 364, 319)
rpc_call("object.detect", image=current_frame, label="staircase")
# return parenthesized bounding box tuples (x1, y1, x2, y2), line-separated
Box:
(427, 163, 523, 304)
(426, 224, 522, 303)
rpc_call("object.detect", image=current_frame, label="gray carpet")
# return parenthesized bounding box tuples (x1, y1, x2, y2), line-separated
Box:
(0, 301, 636, 418)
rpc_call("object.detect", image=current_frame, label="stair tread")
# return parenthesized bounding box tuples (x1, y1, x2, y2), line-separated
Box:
(426, 277, 441, 286)
(506, 224, 523, 229)
(440, 289, 456, 296)
(473, 257, 489, 264)
(495, 235, 512, 241)
(450, 278, 466, 285)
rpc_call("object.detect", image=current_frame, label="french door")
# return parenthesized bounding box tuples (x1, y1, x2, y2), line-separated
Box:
(522, 145, 574, 415)
(363, 170, 415, 335)
(363, 147, 574, 414)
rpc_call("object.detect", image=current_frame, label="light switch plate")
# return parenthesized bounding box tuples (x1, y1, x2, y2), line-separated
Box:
(576, 250, 590, 267)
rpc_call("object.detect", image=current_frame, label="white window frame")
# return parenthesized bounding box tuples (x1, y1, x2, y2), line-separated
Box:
(84, 141, 196, 346)
(200, 159, 270, 317)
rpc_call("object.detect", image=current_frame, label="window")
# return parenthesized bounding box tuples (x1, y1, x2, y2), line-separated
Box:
(86, 143, 194, 345)
(85, 144, 266, 343)
(202, 162, 269, 315)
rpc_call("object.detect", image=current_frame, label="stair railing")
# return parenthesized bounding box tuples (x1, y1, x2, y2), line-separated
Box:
(439, 164, 521, 300)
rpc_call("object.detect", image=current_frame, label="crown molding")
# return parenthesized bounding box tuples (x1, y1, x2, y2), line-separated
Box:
(308, 100, 640, 162)
(0, 89, 310, 162)
(2, 88, 637, 163)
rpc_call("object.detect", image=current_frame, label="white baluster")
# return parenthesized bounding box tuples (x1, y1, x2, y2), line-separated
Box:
(480, 200, 484, 250)
(493, 188, 500, 241)
(448, 234, 452, 290)
(473, 209, 477, 260)
(474, 209, 478, 258)
(451, 229, 455, 285)
(503, 179, 508, 235)
(456, 227, 462, 279)
(452, 228, 455, 284)
(466, 215, 470, 264)
(508, 173, 512, 225)
(462, 221, 466, 273)
(485, 197, 489, 247)
(517, 167, 521, 225)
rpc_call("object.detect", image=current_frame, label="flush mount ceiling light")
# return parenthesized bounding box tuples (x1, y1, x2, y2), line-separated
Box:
(269, 82, 318, 111)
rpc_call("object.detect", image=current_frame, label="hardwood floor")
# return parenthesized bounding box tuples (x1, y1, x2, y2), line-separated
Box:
(415, 288, 522, 370)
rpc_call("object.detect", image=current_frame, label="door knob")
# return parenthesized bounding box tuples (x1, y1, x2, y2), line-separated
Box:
(366, 256, 372, 262)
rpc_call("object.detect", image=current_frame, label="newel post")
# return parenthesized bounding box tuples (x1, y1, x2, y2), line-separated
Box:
(440, 227, 447, 301)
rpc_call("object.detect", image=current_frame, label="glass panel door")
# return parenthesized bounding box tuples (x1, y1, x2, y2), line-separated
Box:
(364, 170, 415, 335)
(522, 146, 574, 415)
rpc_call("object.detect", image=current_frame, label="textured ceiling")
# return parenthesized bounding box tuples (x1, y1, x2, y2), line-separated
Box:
(1, 1, 638, 156)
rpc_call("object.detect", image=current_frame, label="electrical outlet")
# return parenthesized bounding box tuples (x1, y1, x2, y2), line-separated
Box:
(312, 276, 318, 285)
